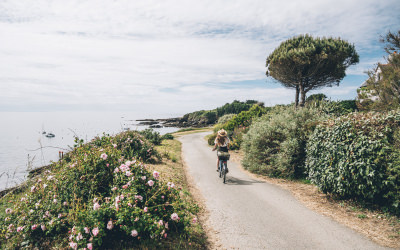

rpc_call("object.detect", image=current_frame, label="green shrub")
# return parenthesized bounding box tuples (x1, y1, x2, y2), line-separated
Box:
(242, 106, 325, 178)
(217, 114, 235, 124)
(305, 111, 400, 214)
(306, 93, 327, 102)
(161, 133, 174, 140)
(215, 100, 259, 117)
(223, 105, 267, 132)
(0, 132, 198, 248)
(138, 128, 162, 146)
(307, 99, 358, 116)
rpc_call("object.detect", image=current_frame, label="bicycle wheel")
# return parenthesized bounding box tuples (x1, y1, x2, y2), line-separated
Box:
(219, 162, 222, 178)
(223, 162, 227, 183)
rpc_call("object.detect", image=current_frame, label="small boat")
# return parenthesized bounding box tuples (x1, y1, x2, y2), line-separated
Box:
(42, 131, 47, 134)
(46, 133, 55, 138)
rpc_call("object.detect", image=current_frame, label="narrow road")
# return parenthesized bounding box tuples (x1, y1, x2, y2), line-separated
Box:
(179, 132, 389, 250)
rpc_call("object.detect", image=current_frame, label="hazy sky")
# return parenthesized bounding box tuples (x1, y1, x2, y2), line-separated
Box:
(1, 0, 399, 114)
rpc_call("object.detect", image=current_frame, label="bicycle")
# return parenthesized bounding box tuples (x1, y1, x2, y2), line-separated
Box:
(217, 152, 230, 184)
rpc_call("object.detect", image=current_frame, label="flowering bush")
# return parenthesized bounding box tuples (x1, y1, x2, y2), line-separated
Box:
(0, 132, 198, 249)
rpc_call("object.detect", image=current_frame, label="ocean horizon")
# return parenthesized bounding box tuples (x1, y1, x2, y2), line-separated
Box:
(0, 111, 182, 191)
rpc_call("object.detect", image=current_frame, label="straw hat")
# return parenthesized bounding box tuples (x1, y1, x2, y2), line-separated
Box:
(217, 129, 227, 137)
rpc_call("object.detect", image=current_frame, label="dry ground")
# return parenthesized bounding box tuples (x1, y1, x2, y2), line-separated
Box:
(228, 150, 400, 249)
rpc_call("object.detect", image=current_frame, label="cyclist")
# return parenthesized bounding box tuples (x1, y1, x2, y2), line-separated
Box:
(212, 129, 230, 172)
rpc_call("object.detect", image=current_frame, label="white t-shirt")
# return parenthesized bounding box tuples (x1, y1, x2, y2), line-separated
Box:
(214, 137, 230, 147)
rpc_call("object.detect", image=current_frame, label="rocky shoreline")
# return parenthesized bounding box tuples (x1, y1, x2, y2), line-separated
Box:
(136, 117, 207, 128)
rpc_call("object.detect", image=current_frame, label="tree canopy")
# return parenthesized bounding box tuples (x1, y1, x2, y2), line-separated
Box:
(266, 34, 359, 107)
(358, 30, 400, 110)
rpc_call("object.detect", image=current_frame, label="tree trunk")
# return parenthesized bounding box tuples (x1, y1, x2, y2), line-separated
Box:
(299, 84, 306, 107)
(295, 85, 300, 107)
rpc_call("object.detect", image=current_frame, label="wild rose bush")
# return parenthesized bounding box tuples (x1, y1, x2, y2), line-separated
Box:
(0, 132, 197, 249)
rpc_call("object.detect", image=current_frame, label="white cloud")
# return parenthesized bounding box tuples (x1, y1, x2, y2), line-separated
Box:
(0, 0, 399, 112)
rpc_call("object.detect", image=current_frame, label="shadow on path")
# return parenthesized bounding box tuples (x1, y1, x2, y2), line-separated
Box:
(223, 176, 264, 186)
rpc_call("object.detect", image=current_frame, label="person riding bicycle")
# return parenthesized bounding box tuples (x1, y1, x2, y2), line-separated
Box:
(212, 129, 230, 172)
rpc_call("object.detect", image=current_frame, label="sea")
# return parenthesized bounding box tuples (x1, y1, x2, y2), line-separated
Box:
(0, 111, 182, 191)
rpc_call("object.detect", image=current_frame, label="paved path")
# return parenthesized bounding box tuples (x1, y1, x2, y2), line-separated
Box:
(179, 132, 389, 250)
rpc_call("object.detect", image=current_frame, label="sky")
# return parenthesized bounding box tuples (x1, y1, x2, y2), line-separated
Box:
(0, 0, 399, 115)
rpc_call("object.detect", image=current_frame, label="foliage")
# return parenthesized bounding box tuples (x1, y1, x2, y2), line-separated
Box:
(306, 93, 327, 102)
(161, 133, 174, 140)
(217, 114, 235, 124)
(266, 34, 359, 106)
(242, 106, 325, 178)
(182, 100, 260, 126)
(357, 30, 400, 111)
(138, 129, 162, 146)
(215, 100, 260, 117)
(306, 99, 358, 116)
(182, 110, 217, 126)
(223, 105, 267, 132)
(0, 132, 199, 249)
(305, 111, 400, 214)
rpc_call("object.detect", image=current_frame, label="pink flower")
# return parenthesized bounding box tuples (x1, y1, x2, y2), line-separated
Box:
(100, 153, 108, 160)
(131, 230, 138, 237)
(167, 182, 175, 189)
(125, 160, 132, 166)
(58, 213, 63, 218)
(153, 171, 160, 179)
(31, 185, 36, 192)
(92, 227, 99, 237)
(192, 217, 197, 223)
(171, 213, 179, 221)
(87, 243, 93, 250)
(114, 167, 120, 173)
(106, 163, 109, 167)
(112, 187, 117, 191)
(41, 224, 46, 231)
(164, 233, 167, 238)
(119, 164, 129, 172)
(128, 203, 132, 207)
(76, 233, 83, 241)
(135, 195, 143, 201)
(84, 227, 90, 234)
(93, 203, 100, 210)
(53, 199, 57, 203)
(147, 180, 154, 187)
(134, 217, 139, 222)
(5, 208, 12, 214)
(144, 207, 148, 212)
(31, 224, 38, 230)
(17, 226, 24, 232)
(125, 171, 132, 177)
(107, 220, 114, 230)
(45, 211, 50, 217)
(161, 195, 164, 199)
(63, 201, 68, 206)
(122, 185, 128, 189)
(69, 242, 78, 249)
(141, 176, 146, 180)
(158, 220, 163, 226)
(43, 184, 48, 189)
(113, 144, 117, 148)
